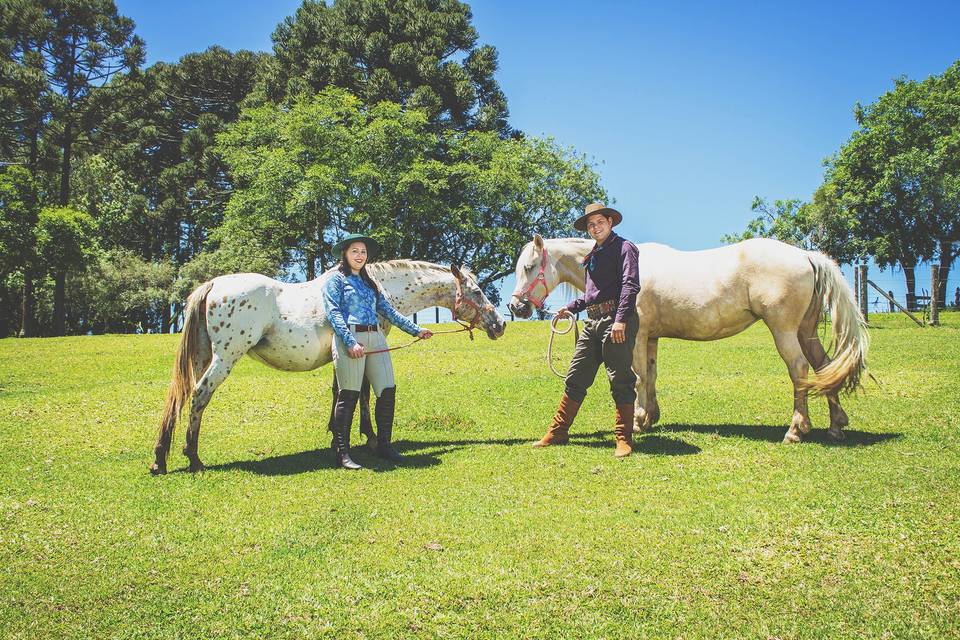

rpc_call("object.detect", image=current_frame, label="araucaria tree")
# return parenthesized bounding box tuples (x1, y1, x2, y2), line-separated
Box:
(268, 0, 510, 134)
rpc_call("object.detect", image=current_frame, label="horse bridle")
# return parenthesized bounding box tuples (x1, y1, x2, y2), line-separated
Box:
(452, 277, 492, 340)
(512, 247, 550, 310)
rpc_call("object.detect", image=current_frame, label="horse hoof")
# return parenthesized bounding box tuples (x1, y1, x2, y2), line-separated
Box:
(149, 462, 166, 475)
(188, 461, 205, 473)
(827, 429, 846, 442)
(782, 432, 802, 444)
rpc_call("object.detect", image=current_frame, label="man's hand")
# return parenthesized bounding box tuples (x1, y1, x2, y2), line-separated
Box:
(348, 343, 365, 359)
(610, 321, 626, 344)
(555, 308, 572, 320)
(419, 330, 433, 340)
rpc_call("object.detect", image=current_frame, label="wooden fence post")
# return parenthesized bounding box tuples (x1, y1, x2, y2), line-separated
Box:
(858, 264, 869, 322)
(854, 264, 860, 308)
(435, 307, 439, 324)
(930, 264, 940, 326)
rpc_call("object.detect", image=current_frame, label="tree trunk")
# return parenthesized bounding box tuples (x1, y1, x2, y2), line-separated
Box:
(0, 286, 9, 338)
(937, 239, 952, 309)
(930, 264, 940, 326)
(161, 302, 171, 334)
(29, 117, 39, 175)
(19, 271, 35, 338)
(858, 264, 868, 321)
(306, 250, 316, 281)
(53, 270, 66, 336)
(903, 263, 917, 310)
(60, 119, 73, 206)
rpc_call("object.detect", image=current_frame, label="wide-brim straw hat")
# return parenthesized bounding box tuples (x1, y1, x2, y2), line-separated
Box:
(331, 233, 381, 260)
(573, 202, 623, 232)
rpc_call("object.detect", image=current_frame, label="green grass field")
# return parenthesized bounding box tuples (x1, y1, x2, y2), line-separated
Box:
(1, 313, 959, 639)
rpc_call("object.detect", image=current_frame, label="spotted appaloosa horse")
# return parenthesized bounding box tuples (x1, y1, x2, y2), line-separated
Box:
(509, 235, 869, 444)
(151, 261, 505, 474)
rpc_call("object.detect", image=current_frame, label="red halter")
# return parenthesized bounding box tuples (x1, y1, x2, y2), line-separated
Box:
(452, 277, 489, 340)
(512, 247, 550, 309)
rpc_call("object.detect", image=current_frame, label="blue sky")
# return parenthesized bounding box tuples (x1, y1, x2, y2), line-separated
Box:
(118, 0, 960, 314)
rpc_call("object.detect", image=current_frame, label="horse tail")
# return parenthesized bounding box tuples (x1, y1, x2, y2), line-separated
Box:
(800, 252, 869, 395)
(156, 281, 214, 461)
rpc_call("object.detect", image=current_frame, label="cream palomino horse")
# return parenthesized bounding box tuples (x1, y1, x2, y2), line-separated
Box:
(152, 261, 505, 474)
(509, 235, 868, 444)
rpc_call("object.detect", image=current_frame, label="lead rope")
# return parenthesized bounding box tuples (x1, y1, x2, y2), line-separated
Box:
(363, 280, 481, 355)
(362, 322, 475, 355)
(547, 314, 580, 378)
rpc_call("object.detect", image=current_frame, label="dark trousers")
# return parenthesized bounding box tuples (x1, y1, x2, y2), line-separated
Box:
(564, 313, 639, 405)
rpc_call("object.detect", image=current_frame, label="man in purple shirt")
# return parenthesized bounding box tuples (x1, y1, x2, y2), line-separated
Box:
(533, 203, 641, 457)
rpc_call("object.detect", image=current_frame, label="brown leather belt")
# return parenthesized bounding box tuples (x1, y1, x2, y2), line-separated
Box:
(351, 324, 379, 332)
(585, 300, 616, 320)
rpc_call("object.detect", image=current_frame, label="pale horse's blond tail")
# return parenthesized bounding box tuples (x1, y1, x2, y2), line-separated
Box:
(801, 252, 870, 395)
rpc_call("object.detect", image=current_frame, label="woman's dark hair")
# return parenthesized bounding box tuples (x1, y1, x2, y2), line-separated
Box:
(338, 249, 380, 296)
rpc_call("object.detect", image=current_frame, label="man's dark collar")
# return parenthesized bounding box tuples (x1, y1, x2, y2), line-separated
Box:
(596, 231, 620, 249)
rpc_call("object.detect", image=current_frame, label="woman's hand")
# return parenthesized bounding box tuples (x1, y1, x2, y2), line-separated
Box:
(555, 308, 572, 319)
(418, 330, 433, 340)
(348, 343, 366, 359)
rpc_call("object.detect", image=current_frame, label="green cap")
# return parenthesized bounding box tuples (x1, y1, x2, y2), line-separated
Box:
(331, 233, 380, 260)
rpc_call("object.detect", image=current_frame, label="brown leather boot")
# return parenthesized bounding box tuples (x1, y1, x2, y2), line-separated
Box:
(533, 394, 581, 447)
(614, 403, 634, 458)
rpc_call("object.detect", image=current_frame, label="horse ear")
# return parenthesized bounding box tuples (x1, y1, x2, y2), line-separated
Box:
(533, 233, 544, 249)
(450, 264, 464, 282)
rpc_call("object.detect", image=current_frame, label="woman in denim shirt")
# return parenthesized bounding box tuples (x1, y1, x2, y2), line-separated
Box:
(322, 234, 433, 469)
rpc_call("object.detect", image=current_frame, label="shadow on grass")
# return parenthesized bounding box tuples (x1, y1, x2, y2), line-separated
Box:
(568, 431, 701, 455)
(658, 423, 901, 447)
(197, 431, 704, 475)
(201, 446, 444, 475)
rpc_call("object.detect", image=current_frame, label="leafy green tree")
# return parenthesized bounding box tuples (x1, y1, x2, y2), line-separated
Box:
(16, 0, 144, 206)
(407, 131, 606, 297)
(916, 61, 960, 306)
(0, 166, 40, 336)
(2, 0, 143, 334)
(72, 46, 264, 331)
(723, 196, 817, 250)
(215, 88, 369, 280)
(268, 0, 510, 134)
(803, 181, 870, 265)
(827, 65, 960, 308)
(0, 0, 49, 173)
(215, 88, 604, 301)
(94, 47, 264, 256)
(35, 206, 98, 335)
(67, 248, 174, 334)
(722, 190, 872, 270)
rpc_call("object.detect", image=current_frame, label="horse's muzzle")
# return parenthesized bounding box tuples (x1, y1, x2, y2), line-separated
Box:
(508, 299, 533, 319)
(486, 321, 506, 340)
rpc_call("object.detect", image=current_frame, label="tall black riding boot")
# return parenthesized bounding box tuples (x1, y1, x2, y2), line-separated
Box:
(331, 389, 362, 470)
(374, 386, 403, 462)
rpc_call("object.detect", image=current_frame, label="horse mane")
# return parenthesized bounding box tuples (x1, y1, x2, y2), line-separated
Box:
(368, 259, 477, 282)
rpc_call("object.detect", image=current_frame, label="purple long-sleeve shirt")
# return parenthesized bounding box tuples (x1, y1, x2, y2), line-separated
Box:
(564, 232, 640, 323)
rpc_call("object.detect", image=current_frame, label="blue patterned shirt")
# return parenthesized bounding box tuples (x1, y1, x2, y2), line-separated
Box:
(321, 271, 422, 348)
